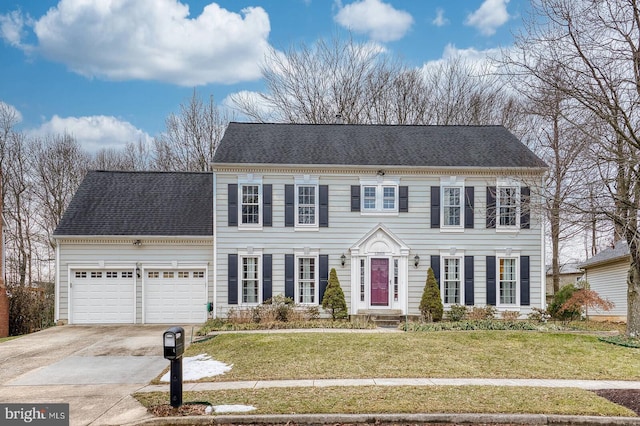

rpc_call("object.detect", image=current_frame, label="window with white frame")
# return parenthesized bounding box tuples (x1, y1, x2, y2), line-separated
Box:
(443, 257, 461, 304)
(297, 185, 317, 226)
(497, 183, 519, 228)
(441, 177, 464, 229)
(241, 184, 260, 225)
(241, 256, 260, 304)
(360, 179, 399, 213)
(297, 257, 317, 304)
(499, 257, 517, 305)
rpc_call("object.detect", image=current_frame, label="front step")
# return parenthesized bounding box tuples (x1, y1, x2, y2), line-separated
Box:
(352, 310, 406, 328)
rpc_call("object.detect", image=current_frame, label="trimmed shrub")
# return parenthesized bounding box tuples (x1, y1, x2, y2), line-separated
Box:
(419, 268, 443, 322)
(322, 268, 348, 320)
(467, 306, 496, 320)
(446, 304, 467, 322)
(528, 307, 550, 323)
(501, 310, 520, 321)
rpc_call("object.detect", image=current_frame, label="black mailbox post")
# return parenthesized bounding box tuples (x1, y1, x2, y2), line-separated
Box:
(163, 326, 185, 408)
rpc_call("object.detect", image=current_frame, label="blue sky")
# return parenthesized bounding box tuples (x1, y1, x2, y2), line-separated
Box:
(0, 0, 530, 152)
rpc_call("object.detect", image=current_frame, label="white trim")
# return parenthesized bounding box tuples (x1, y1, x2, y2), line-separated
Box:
(440, 249, 465, 306)
(213, 171, 218, 318)
(440, 177, 465, 231)
(55, 242, 60, 322)
(238, 175, 263, 230)
(495, 250, 521, 308)
(294, 176, 319, 230)
(237, 250, 263, 306)
(294, 250, 320, 305)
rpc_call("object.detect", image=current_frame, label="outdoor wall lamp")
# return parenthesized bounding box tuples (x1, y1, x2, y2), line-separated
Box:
(340, 253, 346, 267)
(133, 239, 142, 246)
(414, 254, 420, 268)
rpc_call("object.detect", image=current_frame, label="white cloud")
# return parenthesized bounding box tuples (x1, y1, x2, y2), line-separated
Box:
(432, 8, 449, 27)
(0, 10, 30, 49)
(3, 0, 272, 86)
(334, 0, 413, 42)
(421, 43, 503, 75)
(28, 115, 152, 153)
(465, 0, 511, 36)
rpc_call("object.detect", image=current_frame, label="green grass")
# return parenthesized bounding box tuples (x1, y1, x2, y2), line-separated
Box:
(180, 331, 640, 382)
(0, 336, 18, 343)
(135, 386, 636, 417)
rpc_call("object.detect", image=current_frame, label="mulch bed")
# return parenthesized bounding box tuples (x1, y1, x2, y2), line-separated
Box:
(595, 389, 640, 415)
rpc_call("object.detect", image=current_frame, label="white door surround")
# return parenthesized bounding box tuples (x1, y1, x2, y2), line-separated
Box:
(349, 224, 410, 314)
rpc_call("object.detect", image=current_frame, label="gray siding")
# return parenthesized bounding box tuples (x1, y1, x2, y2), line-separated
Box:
(584, 260, 629, 318)
(214, 171, 544, 317)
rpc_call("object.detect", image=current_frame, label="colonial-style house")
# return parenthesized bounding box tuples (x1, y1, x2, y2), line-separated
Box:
(53, 122, 547, 324)
(211, 123, 547, 319)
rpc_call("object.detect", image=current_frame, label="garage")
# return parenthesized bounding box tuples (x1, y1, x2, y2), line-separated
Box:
(144, 269, 207, 324)
(70, 269, 135, 324)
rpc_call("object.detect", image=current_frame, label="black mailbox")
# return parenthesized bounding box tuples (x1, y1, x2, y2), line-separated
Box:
(163, 326, 184, 360)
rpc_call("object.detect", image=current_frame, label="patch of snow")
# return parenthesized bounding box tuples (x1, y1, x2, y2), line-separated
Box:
(160, 354, 232, 382)
(213, 404, 256, 413)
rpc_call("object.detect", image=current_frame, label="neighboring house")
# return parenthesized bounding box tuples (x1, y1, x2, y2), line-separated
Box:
(53, 171, 213, 324)
(211, 122, 548, 319)
(545, 262, 584, 302)
(579, 241, 630, 322)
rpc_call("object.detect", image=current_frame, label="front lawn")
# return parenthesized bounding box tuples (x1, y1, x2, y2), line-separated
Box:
(135, 385, 636, 417)
(177, 331, 640, 382)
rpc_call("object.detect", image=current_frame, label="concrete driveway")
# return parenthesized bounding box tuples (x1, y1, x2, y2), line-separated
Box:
(0, 324, 197, 426)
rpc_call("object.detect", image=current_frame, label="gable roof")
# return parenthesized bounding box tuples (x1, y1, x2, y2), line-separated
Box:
(213, 122, 548, 169)
(54, 170, 213, 237)
(579, 240, 630, 269)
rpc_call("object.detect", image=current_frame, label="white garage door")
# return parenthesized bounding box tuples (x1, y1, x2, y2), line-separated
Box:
(71, 270, 135, 324)
(144, 270, 207, 323)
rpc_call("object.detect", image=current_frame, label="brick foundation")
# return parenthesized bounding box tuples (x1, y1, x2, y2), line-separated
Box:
(0, 283, 8, 337)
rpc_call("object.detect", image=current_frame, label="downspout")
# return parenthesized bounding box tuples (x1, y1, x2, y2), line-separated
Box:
(54, 237, 60, 323)
(540, 174, 546, 310)
(212, 171, 217, 319)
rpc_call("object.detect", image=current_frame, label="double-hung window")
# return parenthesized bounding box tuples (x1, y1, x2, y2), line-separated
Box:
(499, 257, 517, 305)
(297, 185, 316, 225)
(237, 175, 263, 229)
(443, 257, 461, 305)
(496, 179, 520, 229)
(441, 177, 464, 230)
(297, 256, 317, 304)
(241, 255, 260, 304)
(360, 178, 399, 214)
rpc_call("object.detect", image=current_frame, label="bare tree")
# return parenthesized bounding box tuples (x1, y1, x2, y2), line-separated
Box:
(509, 0, 640, 335)
(153, 90, 229, 171)
(93, 138, 151, 171)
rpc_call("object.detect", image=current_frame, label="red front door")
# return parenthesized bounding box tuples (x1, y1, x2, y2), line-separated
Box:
(370, 258, 389, 306)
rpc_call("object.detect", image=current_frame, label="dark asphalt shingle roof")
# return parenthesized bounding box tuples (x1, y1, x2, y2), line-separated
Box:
(54, 171, 213, 236)
(213, 122, 548, 169)
(579, 241, 630, 269)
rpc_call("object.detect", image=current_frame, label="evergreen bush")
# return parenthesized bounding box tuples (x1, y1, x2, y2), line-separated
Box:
(548, 284, 581, 321)
(446, 304, 467, 322)
(322, 268, 348, 320)
(419, 267, 443, 322)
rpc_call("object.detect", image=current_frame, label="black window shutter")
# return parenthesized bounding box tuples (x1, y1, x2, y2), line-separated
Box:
(263, 184, 272, 227)
(521, 186, 530, 229)
(285, 184, 295, 227)
(464, 186, 474, 229)
(319, 255, 329, 304)
(399, 186, 409, 212)
(520, 256, 530, 306)
(430, 255, 440, 290)
(263, 254, 272, 302)
(430, 186, 440, 228)
(228, 254, 238, 305)
(351, 185, 360, 212)
(319, 185, 329, 227)
(228, 184, 238, 227)
(486, 256, 496, 306)
(464, 256, 474, 306)
(285, 254, 295, 300)
(486, 186, 496, 229)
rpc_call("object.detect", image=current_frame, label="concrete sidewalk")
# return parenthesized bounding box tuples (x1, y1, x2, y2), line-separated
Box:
(138, 376, 640, 393)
